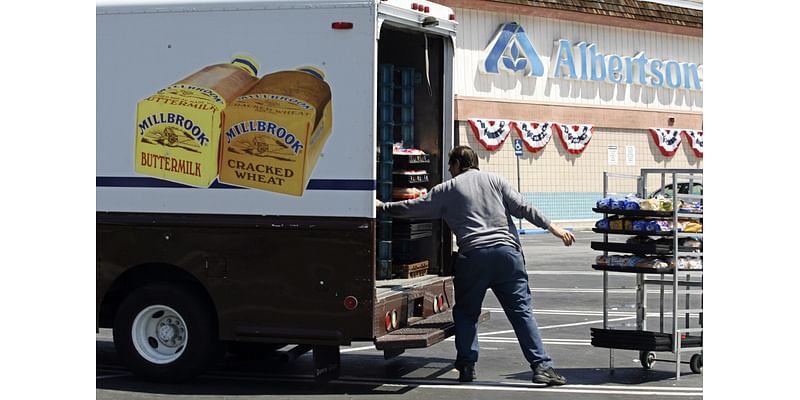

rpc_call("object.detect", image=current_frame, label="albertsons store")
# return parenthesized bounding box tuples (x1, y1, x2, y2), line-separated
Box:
(441, 0, 702, 225)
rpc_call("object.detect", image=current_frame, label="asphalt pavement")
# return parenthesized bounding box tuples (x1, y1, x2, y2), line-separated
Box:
(97, 230, 703, 399)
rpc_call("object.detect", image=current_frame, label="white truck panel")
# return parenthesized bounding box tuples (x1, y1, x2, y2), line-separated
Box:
(97, 3, 377, 217)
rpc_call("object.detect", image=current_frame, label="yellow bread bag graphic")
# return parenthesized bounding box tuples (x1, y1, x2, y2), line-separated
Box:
(219, 66, 333, 196)
(135, 56, 260, 187)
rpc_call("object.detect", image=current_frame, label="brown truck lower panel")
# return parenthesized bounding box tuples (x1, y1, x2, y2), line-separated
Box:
(374, 310, 491, 350)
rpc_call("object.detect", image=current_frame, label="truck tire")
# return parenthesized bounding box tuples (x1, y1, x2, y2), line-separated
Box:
(113, 283, 220, 382)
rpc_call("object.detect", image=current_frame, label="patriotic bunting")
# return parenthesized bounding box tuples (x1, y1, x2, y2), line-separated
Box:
(466, 118, 702, 158)
(648, 128, 683, 157)
(683, 130, 703, 158)
(554, 123, 594, 155)
(514, 121, 553, 153)
(468, 118, 514, 151)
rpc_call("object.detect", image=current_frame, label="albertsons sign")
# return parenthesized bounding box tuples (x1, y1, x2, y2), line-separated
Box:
(480, 22, 702, 91)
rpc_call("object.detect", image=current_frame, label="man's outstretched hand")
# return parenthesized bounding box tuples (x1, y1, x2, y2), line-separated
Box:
(548, 223, 576, 246)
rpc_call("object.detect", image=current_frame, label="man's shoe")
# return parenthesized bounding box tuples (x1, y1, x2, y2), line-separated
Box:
(456, 364, 476, 382)
(532, 365, 566, 386)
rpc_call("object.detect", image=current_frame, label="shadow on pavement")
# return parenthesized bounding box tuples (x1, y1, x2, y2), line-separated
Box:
(98, 340, 462, 396)
(503, 367, 692, 385)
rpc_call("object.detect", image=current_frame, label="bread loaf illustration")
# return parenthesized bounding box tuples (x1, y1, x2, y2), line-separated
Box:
(219, 66, 333, 196)
(134, 56, 259, 187)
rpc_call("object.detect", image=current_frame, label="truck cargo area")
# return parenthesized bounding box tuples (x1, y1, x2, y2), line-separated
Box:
(375, 24, 451, 282)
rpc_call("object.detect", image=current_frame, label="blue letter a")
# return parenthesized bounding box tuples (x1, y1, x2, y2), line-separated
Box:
(482, 22, 545, 77)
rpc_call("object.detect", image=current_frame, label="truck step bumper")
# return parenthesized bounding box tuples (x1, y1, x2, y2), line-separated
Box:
(374, 310, 491, 350)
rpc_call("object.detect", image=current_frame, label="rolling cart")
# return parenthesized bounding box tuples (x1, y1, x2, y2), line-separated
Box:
(590, 168, 703, 380)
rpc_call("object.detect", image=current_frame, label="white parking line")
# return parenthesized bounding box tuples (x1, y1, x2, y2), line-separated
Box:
(96, 372, 131, 380)
(489, 288, 681, 294)
(341, 345, 379, 353)
(482, 307, 700, 319)
(483, 307, 635, 316)
(477, 316, 636, 338)
(527, 271, 601, 276)
(469, 338, 591, 346)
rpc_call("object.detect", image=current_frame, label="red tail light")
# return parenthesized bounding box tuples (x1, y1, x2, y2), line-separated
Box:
(331, 22, 354, 29)
(385, 313, 392, 331)
(343, 296, 358, 310)
(424, 6, 430, 13)
(412, 3, 418, 10)
(449, 13, 456, 21)
(438, 295, 445, 311)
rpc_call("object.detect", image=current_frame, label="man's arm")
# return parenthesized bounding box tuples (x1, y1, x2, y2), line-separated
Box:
(499, 177, 551, 229)
(377, 190, 443, 220)
(498, 176, 575, 246)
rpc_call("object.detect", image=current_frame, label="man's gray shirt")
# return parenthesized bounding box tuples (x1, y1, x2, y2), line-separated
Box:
(380, 169, 551, 254)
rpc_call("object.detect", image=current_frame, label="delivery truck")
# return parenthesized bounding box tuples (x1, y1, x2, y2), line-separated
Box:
(96, 0, 488, 382)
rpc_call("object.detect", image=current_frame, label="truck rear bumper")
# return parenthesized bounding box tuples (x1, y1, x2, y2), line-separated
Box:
(374, 309, 491, 350)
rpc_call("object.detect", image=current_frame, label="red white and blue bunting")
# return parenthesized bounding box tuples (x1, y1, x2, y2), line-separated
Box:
(683, 130, 703, 158)
(554, 123, 594, 155)
(468, 118, 514, 151)
(649, 128, 683, 157)
(514, 121, 553, 153)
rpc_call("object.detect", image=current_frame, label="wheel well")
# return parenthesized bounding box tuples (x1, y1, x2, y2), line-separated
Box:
(98, 263, 217, 329)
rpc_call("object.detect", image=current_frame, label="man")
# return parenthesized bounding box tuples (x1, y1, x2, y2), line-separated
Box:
(376, 145, 575, 385)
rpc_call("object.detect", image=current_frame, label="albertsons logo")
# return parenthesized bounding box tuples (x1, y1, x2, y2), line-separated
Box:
(481, 22, 703, 91)
(480, 22, 544, 77)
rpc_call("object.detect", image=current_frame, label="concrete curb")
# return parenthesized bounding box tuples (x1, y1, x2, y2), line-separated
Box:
(515, 219, 596, 234)
(518, 227, 574, 235)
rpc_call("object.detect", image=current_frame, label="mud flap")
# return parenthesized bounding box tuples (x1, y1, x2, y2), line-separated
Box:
(312, 345, 340, 382)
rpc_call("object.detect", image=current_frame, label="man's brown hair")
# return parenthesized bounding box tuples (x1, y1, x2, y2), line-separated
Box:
(448, 145, 479, 172)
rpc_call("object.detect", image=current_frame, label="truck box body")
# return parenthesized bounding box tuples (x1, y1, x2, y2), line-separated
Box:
(97, 0, 477, 381)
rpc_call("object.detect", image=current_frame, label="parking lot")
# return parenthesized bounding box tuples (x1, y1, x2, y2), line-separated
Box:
(97, 230, 702, 399)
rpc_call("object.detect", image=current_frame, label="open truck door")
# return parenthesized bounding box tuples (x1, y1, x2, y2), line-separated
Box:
(369, 0, 490, 361)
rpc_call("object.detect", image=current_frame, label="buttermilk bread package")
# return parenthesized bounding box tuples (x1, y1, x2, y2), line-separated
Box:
(134, 56, 260, 187)
(219, 67, 333, 196)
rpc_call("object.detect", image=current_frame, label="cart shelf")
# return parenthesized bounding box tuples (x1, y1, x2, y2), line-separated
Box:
(593, 208, 702, 218)
(590, 241, 702, 256)
(592, 208, 674, 218)
(590, 328, 702, 352)
(592, 228, 674, 236)
(592, 264, 702, 275)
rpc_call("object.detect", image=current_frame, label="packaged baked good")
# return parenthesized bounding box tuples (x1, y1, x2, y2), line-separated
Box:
(219, 66, 333, 196)
(135, 55, 260, 187)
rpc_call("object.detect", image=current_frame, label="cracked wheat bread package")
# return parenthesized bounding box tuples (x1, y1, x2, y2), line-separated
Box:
(134, 56, 259, 187)
(219, 67, 333, 196)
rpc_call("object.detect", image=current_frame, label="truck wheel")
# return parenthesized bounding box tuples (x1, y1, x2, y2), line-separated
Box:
(113, 283, 220, 382)
(639, 351, 656, 369)
(690, 354, 702, 374)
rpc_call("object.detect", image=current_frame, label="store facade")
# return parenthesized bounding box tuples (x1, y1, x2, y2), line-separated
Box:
(438, 0, 703, 223)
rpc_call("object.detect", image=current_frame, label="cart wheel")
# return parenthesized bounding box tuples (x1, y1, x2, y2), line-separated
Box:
(690, 354, 703, 374)
(639, 351, 656, 369)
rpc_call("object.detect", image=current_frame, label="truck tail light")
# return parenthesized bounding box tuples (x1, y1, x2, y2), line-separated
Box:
(331, 22, 354, 30)
(343, 296, 358, 310)
(385, 312, 392, 331)
(438, 295, 446, 311)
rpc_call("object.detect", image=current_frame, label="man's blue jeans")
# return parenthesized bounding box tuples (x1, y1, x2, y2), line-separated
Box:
(453, 244, 553, 369)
